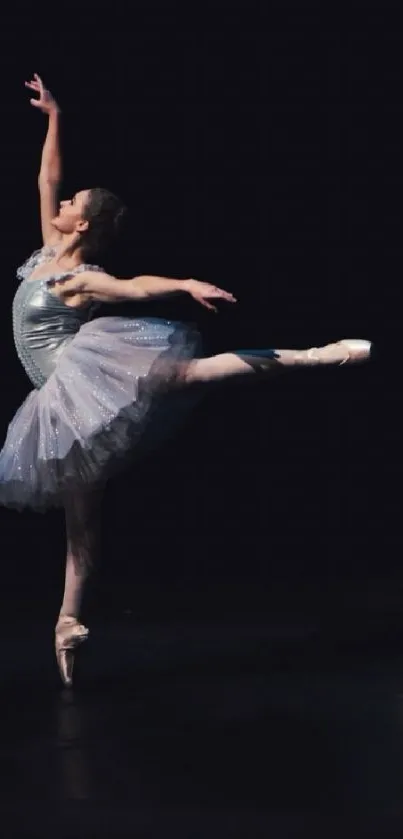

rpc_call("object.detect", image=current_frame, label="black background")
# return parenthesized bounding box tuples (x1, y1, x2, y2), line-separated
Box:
(0, 5, 396, 639)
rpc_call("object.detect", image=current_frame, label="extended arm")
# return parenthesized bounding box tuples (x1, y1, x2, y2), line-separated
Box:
(25, 74, 62, 246)
(51, 271, 237, 311)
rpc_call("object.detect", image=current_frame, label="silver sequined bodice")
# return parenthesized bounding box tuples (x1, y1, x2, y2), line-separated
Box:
(13, 247, 102, 389)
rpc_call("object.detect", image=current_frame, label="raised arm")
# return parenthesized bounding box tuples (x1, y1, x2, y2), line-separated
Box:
(50, 272, 237, 312)
(25, 74, 62, 247)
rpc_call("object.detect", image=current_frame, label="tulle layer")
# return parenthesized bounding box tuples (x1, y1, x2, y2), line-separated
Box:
(0, 316, 201, 511)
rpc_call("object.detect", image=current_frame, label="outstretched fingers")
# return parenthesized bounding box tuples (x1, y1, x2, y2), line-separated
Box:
(25, 73, 45, 106)
(209, 286, 237, 303)
(25, 73, 42, 90)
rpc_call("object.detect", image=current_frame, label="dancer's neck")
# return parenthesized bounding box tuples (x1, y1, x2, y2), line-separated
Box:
(53, 232, 85, 268)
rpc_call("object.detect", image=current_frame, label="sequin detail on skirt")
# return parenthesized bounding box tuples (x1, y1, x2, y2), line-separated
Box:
(0, 316, 201, 511)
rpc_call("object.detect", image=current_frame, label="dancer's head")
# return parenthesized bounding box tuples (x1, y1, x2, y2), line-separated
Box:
(52, 188, 127, 260)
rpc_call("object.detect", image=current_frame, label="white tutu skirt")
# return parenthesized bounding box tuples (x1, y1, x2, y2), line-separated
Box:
(0, 316, 201, 511)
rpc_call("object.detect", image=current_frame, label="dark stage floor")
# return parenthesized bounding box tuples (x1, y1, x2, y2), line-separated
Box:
(2, 616, 403, 838)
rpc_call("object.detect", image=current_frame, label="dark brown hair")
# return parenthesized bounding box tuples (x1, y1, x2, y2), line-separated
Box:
(80, 187, 127, 263)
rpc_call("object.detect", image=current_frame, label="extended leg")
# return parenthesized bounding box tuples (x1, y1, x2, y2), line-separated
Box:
(183, 339, 371, 386)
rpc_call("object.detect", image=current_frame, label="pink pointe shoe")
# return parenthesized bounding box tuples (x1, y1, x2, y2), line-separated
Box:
(55, 615, 89, 687)
(303, 339, 372, 366)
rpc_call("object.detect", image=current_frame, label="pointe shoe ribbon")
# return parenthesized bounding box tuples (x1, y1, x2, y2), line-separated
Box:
(55, 616, 89, 687)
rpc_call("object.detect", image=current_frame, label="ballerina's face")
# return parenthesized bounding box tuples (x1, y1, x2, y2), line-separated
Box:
(52, 189, 91, 234)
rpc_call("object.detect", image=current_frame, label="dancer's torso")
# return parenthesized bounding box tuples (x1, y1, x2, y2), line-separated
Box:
(13, 246, 101, 388)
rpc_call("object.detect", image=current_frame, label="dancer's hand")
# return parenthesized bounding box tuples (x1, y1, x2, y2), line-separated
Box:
(183, 279, 237, 312)
(25, 74, 60, 115)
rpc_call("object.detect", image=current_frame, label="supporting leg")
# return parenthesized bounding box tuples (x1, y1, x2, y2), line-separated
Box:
(55, 488, 103, 687)
(59, 489, 103, 620)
